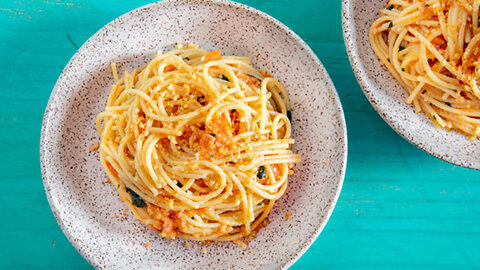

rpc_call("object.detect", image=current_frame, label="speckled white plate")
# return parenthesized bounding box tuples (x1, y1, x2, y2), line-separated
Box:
(342, 0, 480, 169)
(40, 1, 347, 269)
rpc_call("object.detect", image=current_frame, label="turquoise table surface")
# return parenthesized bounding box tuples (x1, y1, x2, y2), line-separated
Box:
(1, 0, 479, 269)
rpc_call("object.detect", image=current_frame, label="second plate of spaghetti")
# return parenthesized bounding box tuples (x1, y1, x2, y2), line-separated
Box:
(343, 0, 480, 169)
(41, 1, 347, 269)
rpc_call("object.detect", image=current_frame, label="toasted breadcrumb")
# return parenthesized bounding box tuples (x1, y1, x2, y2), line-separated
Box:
(202, 247, 207, 254)
(323, 161, 328, 165)
(145, 242, 151, 248)
(101, 181, 105, 185)
(285, 212, 292, 221)
(233, 239, 248, 250)
(288, 166, 296, 175)
(170, 241, 175, 245)
(89, 142, 100, 152)
(201, 240, 212, 246)
(246, 218, 270, 242)
(113, 214, 118, 218)
(259, 69, 273, 77)
(107, 179, 111, 184)
(184, 242, 190, 248)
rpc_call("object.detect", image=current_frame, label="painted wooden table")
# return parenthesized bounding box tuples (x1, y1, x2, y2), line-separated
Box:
(1, 0, 479, 269)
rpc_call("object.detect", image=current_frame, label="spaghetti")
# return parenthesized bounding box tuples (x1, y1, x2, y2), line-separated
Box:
(369, 0, 480, 139)
(96, 44, 300, 249)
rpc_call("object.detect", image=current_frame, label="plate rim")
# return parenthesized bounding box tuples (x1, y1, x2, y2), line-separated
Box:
(341, 0, 480, 170)
(40, 0, 348, 268)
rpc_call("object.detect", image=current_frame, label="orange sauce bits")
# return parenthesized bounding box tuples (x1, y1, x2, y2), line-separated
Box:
(147, 204, 184, 239)
(199, 114, 234, 160)
(106, 161, 118, 177)
(236, 71, 261, 87)
(431, 36, 447, 51)
(203, 50, 222, 63)
(164, 65, 176, 72)
(258, 164, 282, 185)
